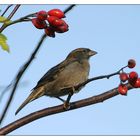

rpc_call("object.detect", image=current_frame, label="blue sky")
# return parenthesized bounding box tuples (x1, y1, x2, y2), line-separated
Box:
(0, 4, 140, 135)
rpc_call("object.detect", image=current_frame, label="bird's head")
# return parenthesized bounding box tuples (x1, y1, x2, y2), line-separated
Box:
(66, 48, 97, 61)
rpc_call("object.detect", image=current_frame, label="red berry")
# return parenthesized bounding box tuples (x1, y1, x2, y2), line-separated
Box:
(128, 71, 139, 87)
(31, 18, 47, 29)
(129, 71, 138, 81)
(128, 59, 136, 68)
(129, 78, 140, 88)
(37, 10, 48, 21)
(54, 22, 69, 33)
(118, 84, 128, 95)
(48, 9, 65, 19)
(51, 19, 65, 27)
(44, 27, 55, 37)
(119, 72, 128, 82)
(47, 16, 59, 25)
(133, 78, 140, 88)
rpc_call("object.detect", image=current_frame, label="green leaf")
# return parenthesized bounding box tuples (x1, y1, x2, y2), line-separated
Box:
(0, 16, 12, 24)
(0, 33, 7, 40)
(0, 41, 9, 52)
(0, 33, 10, 52)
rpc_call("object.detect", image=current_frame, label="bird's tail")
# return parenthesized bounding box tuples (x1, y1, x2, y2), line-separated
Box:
(15, 86, 44, 115)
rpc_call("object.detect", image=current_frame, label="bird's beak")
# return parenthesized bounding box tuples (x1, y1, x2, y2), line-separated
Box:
(88, 50, 97, 56)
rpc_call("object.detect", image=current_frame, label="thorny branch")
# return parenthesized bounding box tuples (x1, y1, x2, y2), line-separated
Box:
(0, 83, 133, 135)
(0, 4, 76, 126)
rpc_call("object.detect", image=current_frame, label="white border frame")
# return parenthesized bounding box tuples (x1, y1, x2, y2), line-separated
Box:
(1, 0, 140, 4)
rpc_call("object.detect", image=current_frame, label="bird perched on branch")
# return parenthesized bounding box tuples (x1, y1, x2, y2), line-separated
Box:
(15, 48, 97, 115)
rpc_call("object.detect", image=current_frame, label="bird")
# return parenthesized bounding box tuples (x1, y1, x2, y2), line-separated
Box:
(15, 48, 97, 115)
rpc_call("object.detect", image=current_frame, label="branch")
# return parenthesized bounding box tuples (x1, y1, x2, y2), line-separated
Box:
(0, 4, 76, 126)
(0, 33, 47, 125)
(0, 83, 133, 135)
(0, 5, 21, 33)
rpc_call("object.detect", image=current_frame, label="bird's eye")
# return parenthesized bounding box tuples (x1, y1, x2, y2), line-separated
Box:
(83, 50, 87, 53)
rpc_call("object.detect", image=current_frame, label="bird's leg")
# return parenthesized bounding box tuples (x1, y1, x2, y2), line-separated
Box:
(56, 97, 65, 103)
(63, 93, 73, 109)
(63, 87, 75, 110)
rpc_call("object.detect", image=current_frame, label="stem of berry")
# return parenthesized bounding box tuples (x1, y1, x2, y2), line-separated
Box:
(118, 65, 128, 72)
(0, 13, 36, 33)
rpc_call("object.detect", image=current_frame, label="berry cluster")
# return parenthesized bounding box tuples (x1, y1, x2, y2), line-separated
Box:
(118, 59, 140, 95)
(31, 9, 68, 37)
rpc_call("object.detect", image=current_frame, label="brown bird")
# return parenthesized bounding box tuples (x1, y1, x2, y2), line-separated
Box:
(15, 48, 97, 115)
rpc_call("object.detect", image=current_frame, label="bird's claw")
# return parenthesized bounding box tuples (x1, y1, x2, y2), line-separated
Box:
(63, 101, 71, 110)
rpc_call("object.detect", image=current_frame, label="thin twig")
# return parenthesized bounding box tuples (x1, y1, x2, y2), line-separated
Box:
(7, 5, 21, 19)
(0, 4, 76, 126)
(0, 5, 21, 33)
(0, 83, 133, 135)
(63, 4, 76, 14)
(75, 65, 127, 90)
(1, 5, 13, 17)
(0, 83, 12, 103)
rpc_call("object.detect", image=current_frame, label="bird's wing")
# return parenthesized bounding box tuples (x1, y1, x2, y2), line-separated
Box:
(33, 59, 75, 90)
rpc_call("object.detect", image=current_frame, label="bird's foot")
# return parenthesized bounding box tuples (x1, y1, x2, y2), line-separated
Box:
(63, 101, 71, 110)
